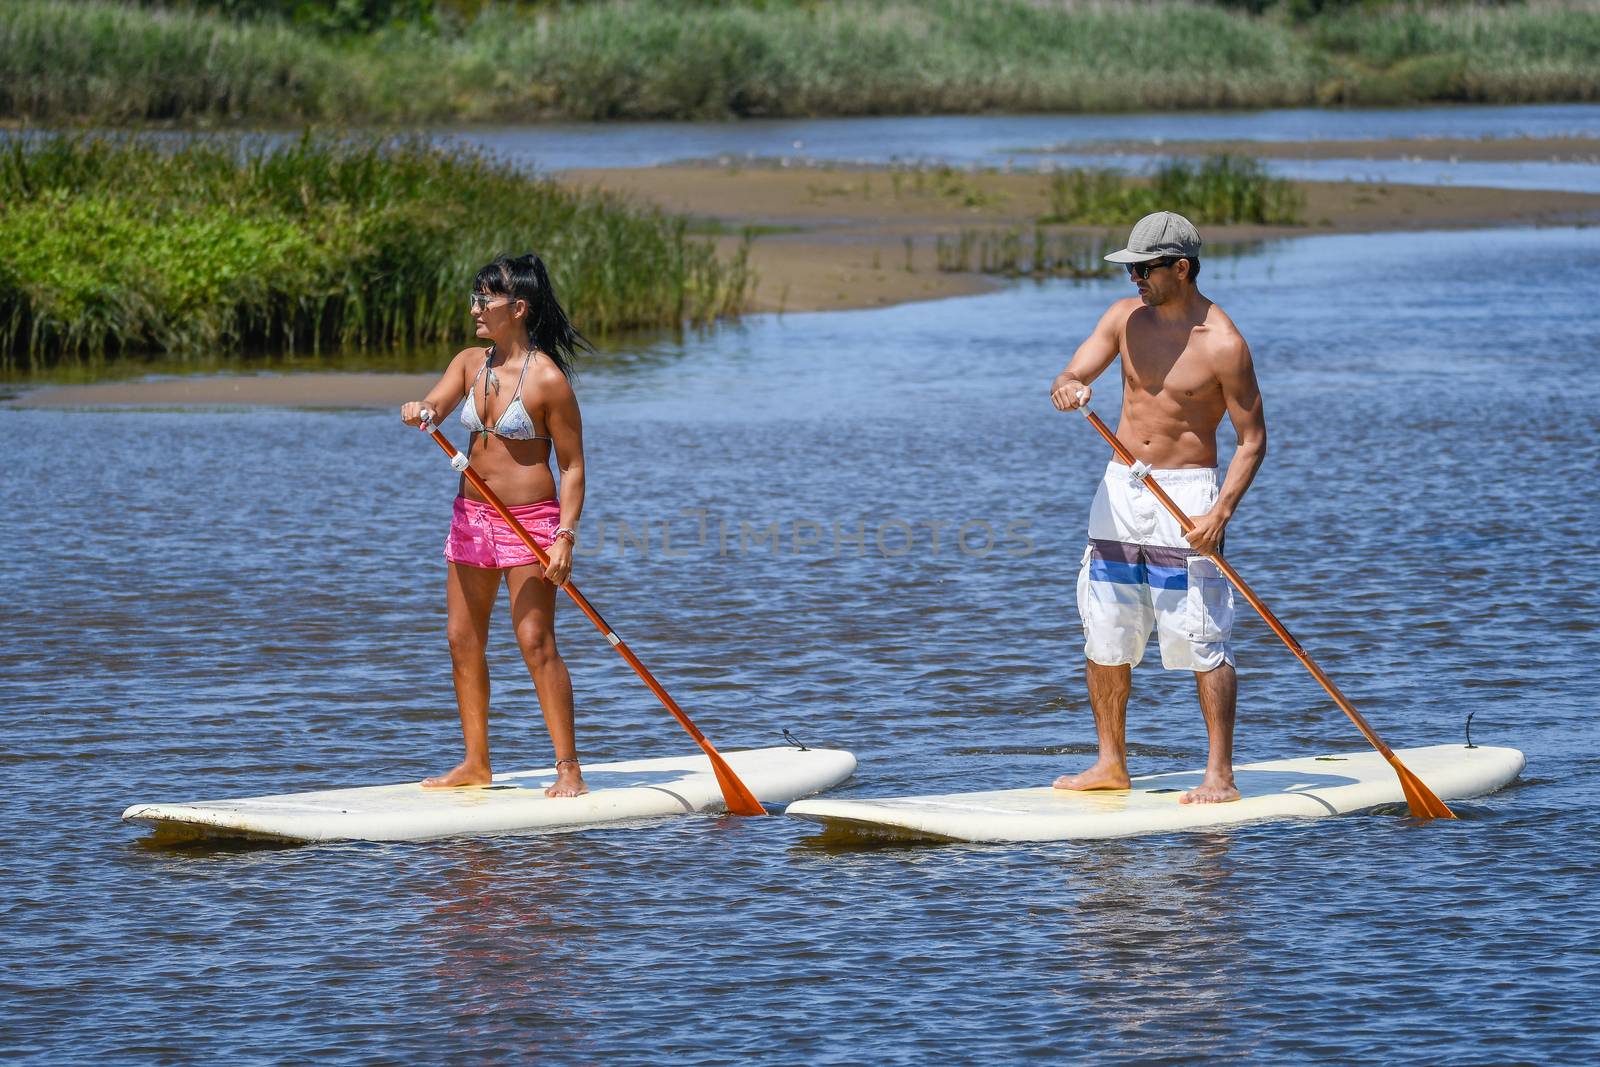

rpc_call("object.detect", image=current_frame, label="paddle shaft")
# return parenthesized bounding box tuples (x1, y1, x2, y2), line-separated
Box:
(418, 420, 767, 817)
(1079, 409, 1455, 819)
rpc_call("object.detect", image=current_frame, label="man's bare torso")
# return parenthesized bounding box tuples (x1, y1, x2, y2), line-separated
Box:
(1114, 296, 1242, 469)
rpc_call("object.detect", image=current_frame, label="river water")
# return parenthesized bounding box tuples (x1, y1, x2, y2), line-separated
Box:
(3, 221, 1597, 1062)
(457, 103, 1600, 192)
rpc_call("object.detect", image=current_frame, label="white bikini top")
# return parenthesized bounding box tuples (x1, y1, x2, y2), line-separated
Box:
(459, 347, 552, 445)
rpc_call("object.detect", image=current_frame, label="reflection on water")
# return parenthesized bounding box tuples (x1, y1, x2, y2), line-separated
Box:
(0, 323, 697, 389)
(414, 839, 597, 1054)
(3, 225, 1599, 1062)
(1054, 836, 1243, 1057)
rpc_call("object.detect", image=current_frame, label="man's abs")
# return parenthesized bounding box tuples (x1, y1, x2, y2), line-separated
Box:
(1113, 388, 1225, 468)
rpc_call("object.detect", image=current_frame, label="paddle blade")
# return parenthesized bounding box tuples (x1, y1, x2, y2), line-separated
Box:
(1393, 760, 1457, 820)
(709, 754, 768, 817)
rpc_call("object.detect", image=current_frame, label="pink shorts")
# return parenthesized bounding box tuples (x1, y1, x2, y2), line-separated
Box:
(443, 496, 560, 570)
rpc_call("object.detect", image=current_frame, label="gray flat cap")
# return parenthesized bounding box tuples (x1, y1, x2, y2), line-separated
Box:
(1104, 211, 1203, 263)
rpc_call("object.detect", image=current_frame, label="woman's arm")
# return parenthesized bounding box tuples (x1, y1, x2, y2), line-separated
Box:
(400, 348, 478, 426)
(540, 370, 585, 585)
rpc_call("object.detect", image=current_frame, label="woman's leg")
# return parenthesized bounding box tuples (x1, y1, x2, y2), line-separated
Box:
(423, 561, 504, 788)
(506, 564, 587, 797)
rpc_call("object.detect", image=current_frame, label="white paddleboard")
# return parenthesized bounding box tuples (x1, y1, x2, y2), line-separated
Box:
(786, 744, 1523, 843)
(124, 746, 856, 843)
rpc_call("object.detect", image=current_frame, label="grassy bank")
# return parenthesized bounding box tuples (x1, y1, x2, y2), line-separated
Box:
(0, 135, 750, 367)
(3, 1, 1598, 125)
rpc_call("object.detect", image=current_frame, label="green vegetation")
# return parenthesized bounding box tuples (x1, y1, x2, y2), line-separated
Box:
(934, 153, 1301, 278)
(0, 136, 751, 367)
(4, 1, 1598, 125)
(1043, 155, 1305, 226)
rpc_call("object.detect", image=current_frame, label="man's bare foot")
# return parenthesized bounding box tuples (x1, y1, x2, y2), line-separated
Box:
(421, 762, 492, 789)
(1053, 760, 1132, 791)
(1179, 776, 1240, 804)
(544, 762, 588, 798)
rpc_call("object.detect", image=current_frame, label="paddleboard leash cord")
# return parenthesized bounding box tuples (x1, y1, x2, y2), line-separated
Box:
(1074, 400, 1456, 820)
(415, 413, 767, 817)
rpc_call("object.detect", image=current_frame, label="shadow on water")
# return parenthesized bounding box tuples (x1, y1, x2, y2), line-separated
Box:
(130, 831, 307, 856)
(951, 741, 1195, 759)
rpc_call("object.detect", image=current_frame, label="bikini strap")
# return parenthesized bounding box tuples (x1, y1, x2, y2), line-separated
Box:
(469, 345, 497, 435)
(508, 346, 534, 400)
(509, 349, 553, 442)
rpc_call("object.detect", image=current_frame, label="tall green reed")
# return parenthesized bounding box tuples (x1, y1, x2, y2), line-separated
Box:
(0, 135, 751, 367)
(1043, 155, 1304, 226)
(9, 1, 1596, 125)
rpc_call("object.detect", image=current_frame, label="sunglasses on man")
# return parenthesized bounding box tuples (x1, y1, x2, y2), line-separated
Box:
(1126, 258, 1176, 280)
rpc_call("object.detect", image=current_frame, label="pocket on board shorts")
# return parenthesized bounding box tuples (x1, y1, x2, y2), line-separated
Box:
(1184, 555, 1234, 643)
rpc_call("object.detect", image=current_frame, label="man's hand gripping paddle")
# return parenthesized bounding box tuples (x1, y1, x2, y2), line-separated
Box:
(417, 414, 767, 817)
(1072, 396, 1455, 820)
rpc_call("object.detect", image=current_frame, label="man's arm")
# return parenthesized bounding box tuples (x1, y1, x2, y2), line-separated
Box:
(1185, 334, 1266, 555)
(1050, 300, 1136, 411)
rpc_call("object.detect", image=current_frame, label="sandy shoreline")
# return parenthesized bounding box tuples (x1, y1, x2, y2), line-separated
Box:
(13, 142, 1600, 409)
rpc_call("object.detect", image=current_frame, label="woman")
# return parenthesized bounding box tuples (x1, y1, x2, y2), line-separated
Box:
(400, 253, 590, 797)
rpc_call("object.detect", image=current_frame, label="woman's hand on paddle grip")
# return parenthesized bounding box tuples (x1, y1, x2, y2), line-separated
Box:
(400, 401, 435, 427)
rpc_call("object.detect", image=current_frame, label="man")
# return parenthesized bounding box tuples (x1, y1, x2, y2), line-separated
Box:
(1049, 211, 1267, 804)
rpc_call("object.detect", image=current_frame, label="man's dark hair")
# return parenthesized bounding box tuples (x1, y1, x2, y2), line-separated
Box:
(1180, 256, 1201, 281)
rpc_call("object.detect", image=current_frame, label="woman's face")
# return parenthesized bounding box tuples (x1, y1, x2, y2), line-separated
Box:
(469, 291, 523, 341)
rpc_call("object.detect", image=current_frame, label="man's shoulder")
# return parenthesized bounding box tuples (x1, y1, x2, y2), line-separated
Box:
(1198, 302, 1248, 355)
(1103, 296, 1144, 325)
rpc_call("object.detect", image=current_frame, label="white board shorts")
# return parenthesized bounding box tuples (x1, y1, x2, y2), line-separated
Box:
(1076, 462, 1236, 672)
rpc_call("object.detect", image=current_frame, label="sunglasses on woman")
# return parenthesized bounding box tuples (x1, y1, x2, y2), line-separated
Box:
(469, 292, 513, 313)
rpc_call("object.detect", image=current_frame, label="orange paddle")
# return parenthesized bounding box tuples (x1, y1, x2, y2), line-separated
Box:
(418, 416, 767, 817)
(1077, 405, 1455, 820)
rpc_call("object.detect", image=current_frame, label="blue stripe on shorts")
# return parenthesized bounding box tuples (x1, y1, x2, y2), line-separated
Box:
(1087, 538, 1193, 591)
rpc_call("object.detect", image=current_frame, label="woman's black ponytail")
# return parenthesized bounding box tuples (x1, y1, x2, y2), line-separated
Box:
(473, 252, 590, 379)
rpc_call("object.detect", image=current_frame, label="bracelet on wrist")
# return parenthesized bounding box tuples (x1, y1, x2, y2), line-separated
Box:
(554, 527, 577, 546)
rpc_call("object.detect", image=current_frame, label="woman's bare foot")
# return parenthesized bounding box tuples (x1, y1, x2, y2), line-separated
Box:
(545, 761, 588, 798)
(1053, 760, 1132, 791)
(1179, 775, 1240, 804)
(421, 761, 493, 789)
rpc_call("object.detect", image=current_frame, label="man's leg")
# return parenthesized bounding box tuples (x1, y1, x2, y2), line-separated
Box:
(1181, 663, 1240, 804)
(1054, 661, 1134, 790)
